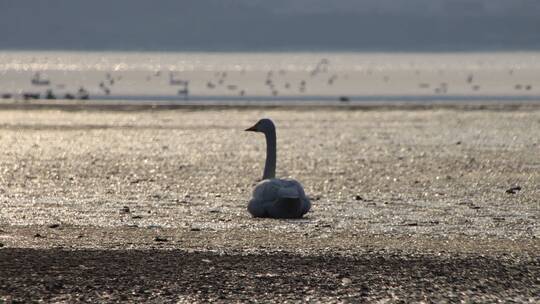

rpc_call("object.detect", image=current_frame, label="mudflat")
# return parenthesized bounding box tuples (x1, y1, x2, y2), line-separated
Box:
(0, 106, 538, 302)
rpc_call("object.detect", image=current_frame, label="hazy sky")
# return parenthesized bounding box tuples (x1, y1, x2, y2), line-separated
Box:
(1, 0, 539, 51)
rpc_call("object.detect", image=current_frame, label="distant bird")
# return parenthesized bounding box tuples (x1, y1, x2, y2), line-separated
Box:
(31, 72, 50, 86)
(99, 82, 111, 95)
(327, 75, 338, 85)
(299, 80, 306, 93)
(310, 58, 329, 76)
(339, 96, 350, 102)
(23, 92, 40, 100)
(178, 88, 189, 100)
(169, 72, 188, 86)
(245, 119, 311, 219)
(45, 89, 56, 99)
(77, 87, 89, 99)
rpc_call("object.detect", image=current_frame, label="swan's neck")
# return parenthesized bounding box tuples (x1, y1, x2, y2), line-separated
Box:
(263, 127, 276, 180)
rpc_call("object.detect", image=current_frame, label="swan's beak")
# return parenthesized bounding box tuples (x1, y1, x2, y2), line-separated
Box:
(245, 125, 258, 132)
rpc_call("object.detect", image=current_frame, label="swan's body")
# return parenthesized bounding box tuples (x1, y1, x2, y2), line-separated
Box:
(245, 119, 311, 218)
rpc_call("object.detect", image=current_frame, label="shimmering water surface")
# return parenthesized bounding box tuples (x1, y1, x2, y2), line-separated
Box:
(1, 51, 539, 103)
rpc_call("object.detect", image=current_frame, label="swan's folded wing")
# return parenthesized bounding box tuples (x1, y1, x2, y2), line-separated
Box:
(252, 179, 280, 202)
(277, 185, 300, 199)
(249, 178, 311, 218)
(253, 178, 306, 201)
(280, 178, 308, 199)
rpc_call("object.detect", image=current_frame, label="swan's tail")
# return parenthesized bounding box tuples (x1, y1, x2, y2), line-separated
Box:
(271, 197, 304, 218)
(277, 187, 300, 199)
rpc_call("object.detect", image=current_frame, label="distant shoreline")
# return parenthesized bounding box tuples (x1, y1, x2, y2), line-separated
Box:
(1, 97, 539, 112)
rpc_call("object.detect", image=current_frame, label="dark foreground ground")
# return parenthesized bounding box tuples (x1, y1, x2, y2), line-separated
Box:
(1, 248, 538, 303)
(0, 106, 539, 302)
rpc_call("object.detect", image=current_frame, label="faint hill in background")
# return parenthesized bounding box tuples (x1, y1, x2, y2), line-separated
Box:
(1, 0, 539, 51)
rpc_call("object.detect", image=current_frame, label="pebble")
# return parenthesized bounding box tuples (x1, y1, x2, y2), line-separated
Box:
(154, 236, 168, 242)
(505, 186, 522, 194)
(48, 224, 60, 229)
(341, 278, 352, 286)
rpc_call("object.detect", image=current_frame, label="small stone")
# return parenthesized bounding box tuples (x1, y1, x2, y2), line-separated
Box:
(131, 215, 143, 219)
(0, 242, 4, 247)
(455, 141, 462, 145)
(48, 224, 60, 229)
(34, 233, 44, 238)
(190, 227, 201, 231)
(120, 206, 130, 213)
(154, 236, 168, 242)
(341, 278, 352, 286)
(506, 186, 522, 194)
(201, 259, 212, 263)
(354, 195, 364, 201)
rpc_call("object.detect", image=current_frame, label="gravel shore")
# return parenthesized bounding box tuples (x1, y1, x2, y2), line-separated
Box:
(0, 106, 538, 302)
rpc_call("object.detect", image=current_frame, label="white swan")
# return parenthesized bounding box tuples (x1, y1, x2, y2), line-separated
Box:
(245, 119, 311, 219)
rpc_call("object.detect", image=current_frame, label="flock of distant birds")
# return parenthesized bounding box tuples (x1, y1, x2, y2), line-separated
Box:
(0, 58, 535, 102)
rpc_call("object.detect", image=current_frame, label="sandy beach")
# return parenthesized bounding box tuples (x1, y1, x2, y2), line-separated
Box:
(0, 105, 538, 302)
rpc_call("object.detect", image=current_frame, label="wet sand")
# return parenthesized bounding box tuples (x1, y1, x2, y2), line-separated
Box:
(0, 105, 538, 302)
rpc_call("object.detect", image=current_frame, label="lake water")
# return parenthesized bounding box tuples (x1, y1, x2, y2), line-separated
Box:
(1, 51, 539, 104)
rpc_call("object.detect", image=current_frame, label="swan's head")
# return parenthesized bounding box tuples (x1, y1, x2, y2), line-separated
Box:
(245, 118, 275, 133)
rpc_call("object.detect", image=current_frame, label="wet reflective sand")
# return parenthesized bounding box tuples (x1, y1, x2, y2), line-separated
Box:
(0, 105, 538, 302)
